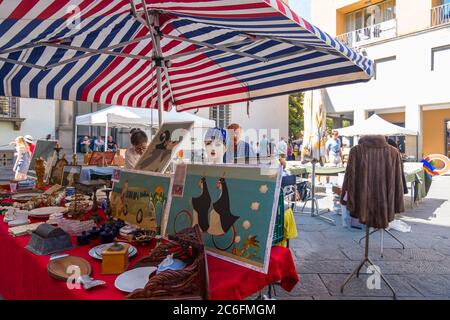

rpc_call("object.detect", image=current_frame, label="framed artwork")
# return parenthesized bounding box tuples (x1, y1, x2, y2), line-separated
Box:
(110, 170, 173, 233)
(50, 156, 69, 185)
(165, 164, 282, 274)
(60, 165, 82, 187)
(134, 122, 194, 173)
(88, 151, 115, 166)
(28, 140, 58, 178)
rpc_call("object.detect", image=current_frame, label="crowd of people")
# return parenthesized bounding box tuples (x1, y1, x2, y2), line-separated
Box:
(79, 135, 118, 153)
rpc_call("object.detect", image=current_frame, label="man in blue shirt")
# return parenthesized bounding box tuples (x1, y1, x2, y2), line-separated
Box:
(225, 123, 255, 164)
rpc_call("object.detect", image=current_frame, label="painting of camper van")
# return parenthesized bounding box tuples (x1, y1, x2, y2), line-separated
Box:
(110, 170, 172, 233)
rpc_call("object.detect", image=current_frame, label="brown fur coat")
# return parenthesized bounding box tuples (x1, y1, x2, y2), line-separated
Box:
(340, 135, 405, 229)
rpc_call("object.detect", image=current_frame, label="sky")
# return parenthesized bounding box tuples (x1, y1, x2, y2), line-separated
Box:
(289, 0, 311, 20)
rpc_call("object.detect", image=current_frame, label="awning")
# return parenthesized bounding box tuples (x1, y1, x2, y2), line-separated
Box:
(75, 105, 215, 128)
(336, 114, 419, 137)
(0, 0, 373, 114)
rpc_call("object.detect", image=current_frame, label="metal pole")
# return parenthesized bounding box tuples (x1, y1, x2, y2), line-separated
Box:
(156, 64, 163, 127)
(105, 119, 109, 152)
(311, 162, 316, 216)
(74, 125, 78, 154)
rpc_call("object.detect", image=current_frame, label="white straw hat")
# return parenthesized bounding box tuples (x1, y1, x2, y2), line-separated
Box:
(24, 135, 34, 144)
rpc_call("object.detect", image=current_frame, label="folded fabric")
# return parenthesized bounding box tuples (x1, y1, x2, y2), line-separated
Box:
(278, 208, 298, 247)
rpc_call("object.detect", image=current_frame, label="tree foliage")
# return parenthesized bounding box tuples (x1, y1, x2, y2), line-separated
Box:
(288, 92, 304, 140)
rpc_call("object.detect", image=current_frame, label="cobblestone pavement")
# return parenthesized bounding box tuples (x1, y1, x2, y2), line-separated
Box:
(275, 175, 450, 300)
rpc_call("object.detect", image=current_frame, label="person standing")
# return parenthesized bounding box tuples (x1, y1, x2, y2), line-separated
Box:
(13, 136, 31, 181)
(259, 134, 269, 158)
(225, 123, 254, 164)
(325, 130, 343, 166)
(24, 135, 35, 156)
(277, 137, 288, 159)
(125, 129, 148, 169)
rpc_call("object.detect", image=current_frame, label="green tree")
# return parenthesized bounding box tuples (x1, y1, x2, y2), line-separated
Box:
(289, 92, 304, 140)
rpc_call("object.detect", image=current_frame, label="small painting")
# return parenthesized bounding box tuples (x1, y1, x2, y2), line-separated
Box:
(134, 122, 193, 173)
(28, 140, 57, 178)
(88, 151, 115, 166)
(165, 164, 282, 273)
(50, 156, 69, 185)
(61, 165, 82, 187)
(110, 170, 173, 233)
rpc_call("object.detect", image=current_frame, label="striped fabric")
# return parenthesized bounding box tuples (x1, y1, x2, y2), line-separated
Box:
(0, 0, 373, 111)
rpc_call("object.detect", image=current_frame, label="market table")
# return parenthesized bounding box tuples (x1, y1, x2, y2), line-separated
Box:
(0, 216, 298, 300)
(286, 162, 346, 177)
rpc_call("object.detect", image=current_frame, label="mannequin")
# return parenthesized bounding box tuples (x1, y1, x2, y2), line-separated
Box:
(203, 128, 227, 164)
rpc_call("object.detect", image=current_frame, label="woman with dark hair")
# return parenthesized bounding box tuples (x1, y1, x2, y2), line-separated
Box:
(125, 129, 148, 169)
(191, 177, 212, 232)
(207, 178, 239, 235)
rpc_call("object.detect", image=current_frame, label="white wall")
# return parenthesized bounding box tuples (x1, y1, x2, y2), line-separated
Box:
(0, 98, 56, 150)
(324, 27, 450, 114)
(193, 95, 289, 142)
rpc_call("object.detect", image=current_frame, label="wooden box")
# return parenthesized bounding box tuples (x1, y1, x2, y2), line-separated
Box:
(101, 243, 129, 275)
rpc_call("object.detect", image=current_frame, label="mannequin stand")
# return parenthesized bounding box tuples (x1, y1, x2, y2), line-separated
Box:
(358, 228, 405, 258)
(301, 162, 335, 225)
(340, 226, 397, 299)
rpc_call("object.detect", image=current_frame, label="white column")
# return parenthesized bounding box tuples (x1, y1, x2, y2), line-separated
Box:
(405, 104, 422, 159)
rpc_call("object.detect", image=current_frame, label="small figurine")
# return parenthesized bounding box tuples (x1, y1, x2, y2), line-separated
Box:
(35, 157, 46, 190)
(72, 153, 78, 166)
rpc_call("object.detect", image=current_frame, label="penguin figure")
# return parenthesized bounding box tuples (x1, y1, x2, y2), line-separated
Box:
(191, 177, 211, 232)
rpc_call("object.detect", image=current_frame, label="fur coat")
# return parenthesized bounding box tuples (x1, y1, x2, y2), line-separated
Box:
(340, 135, 405, 229)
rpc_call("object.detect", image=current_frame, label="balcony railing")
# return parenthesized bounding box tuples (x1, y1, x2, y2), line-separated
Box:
(431, 3, 450, 26)
(336, 19, 398, 48)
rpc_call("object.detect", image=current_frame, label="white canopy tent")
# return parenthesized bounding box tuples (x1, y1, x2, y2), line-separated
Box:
(336, 114, 419, 137)
(74, 105, 215, 152)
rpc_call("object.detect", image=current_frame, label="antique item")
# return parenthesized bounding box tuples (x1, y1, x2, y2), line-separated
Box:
(60, 165, 82, 187)
(28, 140, 58, 180)
(28, 206, 68, 219)
(35, 157, 46, 190)
(110, 170, 172, 232)
(165, 164, 281, 273)
(8, 222, 45, 237)
(11, 192, 43, 202)
(100, 188, 113, 224)
(128, 228, 157, 245)
(78, 275, 106, 290)
(88, 151, 116, 166)
(156, 254, 186, 274)
(50, 155, 69, 185)
(101, 242, 130, 275)
(47, 255, 92, 281)
(9, 179, 18, 193)
(115, 267, 157, 293)
(77, 231, 91, 246)
(76, 180, 107, 222)
(134, 122, 194, 173)
(126, 225, 209, 300)
(54, 143, 63, 160)
(72, 153, 78, 166)
(89, 242, 137, 260)
(25, 224, 73, 255)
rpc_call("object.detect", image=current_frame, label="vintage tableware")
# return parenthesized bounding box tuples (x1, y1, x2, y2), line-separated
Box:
(114, 267, 157, 293)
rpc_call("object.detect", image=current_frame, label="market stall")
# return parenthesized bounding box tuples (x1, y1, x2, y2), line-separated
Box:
(0, 0, 373, 301)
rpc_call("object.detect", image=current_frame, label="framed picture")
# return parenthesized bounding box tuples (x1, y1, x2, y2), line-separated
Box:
(50, 156, 69, 185)
(134, 122, 194, 173)
(110, 170, 173, 233)
(60, 165, 82, 187)
(88, 151, 116, 166)
(165, 164, 282, 274)
(28, 140, 57, 179)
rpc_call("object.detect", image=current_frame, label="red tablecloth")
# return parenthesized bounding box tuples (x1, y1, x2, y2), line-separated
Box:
(0, 211, 298, 300)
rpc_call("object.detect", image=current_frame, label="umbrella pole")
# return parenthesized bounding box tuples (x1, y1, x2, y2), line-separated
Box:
(156, 64, 163, 127)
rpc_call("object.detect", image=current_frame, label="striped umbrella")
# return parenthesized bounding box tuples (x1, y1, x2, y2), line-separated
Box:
(0, 0, 373, 125)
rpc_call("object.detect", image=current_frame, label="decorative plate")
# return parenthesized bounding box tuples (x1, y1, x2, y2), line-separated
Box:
(48, 256, 92, 281)
(114, 267, 156, 293)
(29, 206, 68, 218)
(11, 193, 43, 201)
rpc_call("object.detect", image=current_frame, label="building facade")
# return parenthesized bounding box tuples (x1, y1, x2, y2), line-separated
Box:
(310, 0, 450, 158)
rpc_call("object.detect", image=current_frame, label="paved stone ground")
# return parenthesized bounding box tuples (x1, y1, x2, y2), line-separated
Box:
(274, 175, 450, 300)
